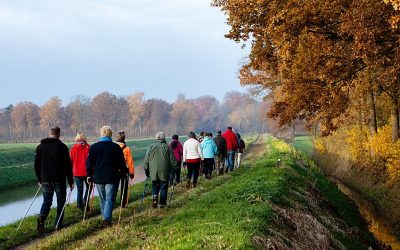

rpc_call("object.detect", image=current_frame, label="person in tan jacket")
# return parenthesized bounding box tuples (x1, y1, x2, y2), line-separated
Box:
(116, 131, 135, 207)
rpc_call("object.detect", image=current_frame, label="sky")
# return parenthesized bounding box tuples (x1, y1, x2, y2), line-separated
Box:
(0, 0, 249, 108)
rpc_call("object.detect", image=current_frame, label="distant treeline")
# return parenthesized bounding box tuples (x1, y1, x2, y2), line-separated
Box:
(0, 91, 273, 143)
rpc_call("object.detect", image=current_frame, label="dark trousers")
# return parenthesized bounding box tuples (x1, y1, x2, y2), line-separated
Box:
(187, 162, 201, 185)
(74, 176, 91, 209)
(39, 182, 66, 228)
(203, 158, 214, 178)
(152, 181, 169, 206)
(170, 161, 181, 185)
(119, 175, 129, 207)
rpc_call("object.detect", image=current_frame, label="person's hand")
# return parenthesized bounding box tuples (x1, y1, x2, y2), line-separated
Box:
(87, 176, 93, 183)
(129, 173, 134, 179)
(38, 182, 42, 187)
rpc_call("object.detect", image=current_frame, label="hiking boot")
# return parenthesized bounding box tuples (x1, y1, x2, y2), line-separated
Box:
(152, 196, 158, 208)
(36, 215, 45, 233)
(101, 220, 112, 228)
(186, 180, 191, 189)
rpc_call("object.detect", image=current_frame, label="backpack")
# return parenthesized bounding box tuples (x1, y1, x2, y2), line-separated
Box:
(240, 139, 245, 149)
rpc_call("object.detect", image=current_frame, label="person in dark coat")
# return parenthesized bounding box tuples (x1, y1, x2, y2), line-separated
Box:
(86, 126, 127, 227)
(35, 126, 74, 232)
(213, 130, 227, 175)
(144, 132, 177, 208)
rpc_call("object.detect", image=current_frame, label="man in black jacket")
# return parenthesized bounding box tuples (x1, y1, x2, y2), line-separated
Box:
(34, 126, 74, 232)
(213, 130, 227, 175)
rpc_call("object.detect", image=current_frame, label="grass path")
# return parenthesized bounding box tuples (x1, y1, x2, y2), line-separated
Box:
(4, 134, 377, 249)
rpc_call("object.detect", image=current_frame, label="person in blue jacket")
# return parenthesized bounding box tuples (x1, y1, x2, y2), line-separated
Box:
(201, 132, 218, 180)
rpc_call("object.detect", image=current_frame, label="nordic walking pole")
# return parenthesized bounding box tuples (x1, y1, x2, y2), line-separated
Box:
(16, 184, 42, 232)
(140, 177, 149, 211)
(82, 181, 93, 223)
(118, 177, 126, 226)
(89, 183, 96, 213)
(55, 189, 72, 231)
(169, 181, 176, 205)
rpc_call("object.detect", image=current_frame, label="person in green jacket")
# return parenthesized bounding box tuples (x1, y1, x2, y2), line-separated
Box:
(144, 132, 178, 208)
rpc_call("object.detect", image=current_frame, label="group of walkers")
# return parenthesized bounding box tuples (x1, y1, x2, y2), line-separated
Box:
(32, 125, 245, 232)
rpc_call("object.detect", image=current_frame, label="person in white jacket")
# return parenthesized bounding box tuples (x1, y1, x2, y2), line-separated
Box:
(183, 131, 204, 188)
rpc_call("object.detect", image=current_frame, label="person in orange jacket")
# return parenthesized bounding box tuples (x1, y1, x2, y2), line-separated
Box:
(116, 131, 134, 207)
(69, 131, 91, 211)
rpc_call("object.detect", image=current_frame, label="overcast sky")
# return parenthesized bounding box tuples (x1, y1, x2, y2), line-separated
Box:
(0, 0, 248, 108)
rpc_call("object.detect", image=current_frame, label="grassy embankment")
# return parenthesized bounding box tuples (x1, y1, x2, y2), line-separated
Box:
(0, 134, 378, 249)
(0, 138, 158, 191)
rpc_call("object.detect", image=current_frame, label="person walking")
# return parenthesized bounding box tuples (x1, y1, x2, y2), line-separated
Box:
(235, 133, 246, 168)
(144, 132, 177, 208)
(35, 126, 74, 232)
(183, 131, 204, 188)
(115, 131, 135, 208)
(70, 131, 91, 211)
(222, 127, 238, 172)
(169, 134, 183, 185)
(201, 132, 217, 180)
(213, 130, 227, 176)
(86, 126, 127, 227)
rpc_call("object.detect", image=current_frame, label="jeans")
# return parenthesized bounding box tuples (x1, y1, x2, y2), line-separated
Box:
(170, 161, 181, 185)
(215, 155, 225, 175)
(203, 158, 214, 179)
(187, 162, 201, 185)
(152, 181, 169, 206)
(39, 182, 66, 228)
(74, 176, 90, 209)
(226, 150, 236, 172)
(96, 183, 118, 222)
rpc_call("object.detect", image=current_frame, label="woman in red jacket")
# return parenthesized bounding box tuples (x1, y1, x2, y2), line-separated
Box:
(70, 131, 91, 210)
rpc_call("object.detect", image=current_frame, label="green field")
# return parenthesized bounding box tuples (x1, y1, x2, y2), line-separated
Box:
(290, 136, 314, 156)
(0, 134, 377, 249)
(0, 137, 186, 191)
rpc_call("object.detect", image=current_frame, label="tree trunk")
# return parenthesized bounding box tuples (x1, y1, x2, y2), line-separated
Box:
(391, 98, 399, 142)
(368, 90, 378, 135)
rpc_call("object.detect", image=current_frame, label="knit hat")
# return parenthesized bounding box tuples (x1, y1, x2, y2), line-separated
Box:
(116, 130, 126, 142)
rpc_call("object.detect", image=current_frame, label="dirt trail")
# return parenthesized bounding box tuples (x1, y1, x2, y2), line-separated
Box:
(242, 134, 267, 161)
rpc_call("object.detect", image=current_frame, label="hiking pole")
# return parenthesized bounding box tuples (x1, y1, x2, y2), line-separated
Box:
(139, 177, 149, 211)
(89, 183, 96, 213)
(16, 184, 42, 232)
(118, 177, 126, 226)
(82, 181, 94, 223)
(169, 181, 176, 205)
(55, 189, 72, 231)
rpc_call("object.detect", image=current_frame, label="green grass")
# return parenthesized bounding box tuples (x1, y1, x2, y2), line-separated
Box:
(290, 136, 314, 156)
(6, 134, 377, 250)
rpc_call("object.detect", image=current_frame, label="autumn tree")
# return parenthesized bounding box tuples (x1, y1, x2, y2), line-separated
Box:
(11, 102, 40, 141)
(127, 92, 146, 135)
(90, 92, 118, 132)
(40, 96, 62, 129)
(169, 95, 198, 134)
(68, 95, 91, 133)
(142, 99, 171, 135)
(191, 96, 220, 132)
